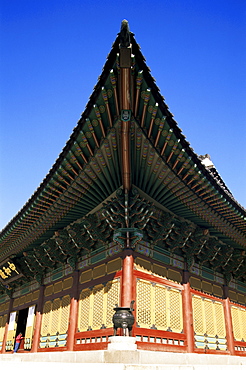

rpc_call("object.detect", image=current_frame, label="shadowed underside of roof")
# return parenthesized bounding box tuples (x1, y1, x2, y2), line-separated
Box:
(0, 21, 245, 289)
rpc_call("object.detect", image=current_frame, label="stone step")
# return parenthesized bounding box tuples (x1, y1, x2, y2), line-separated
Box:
(0, 361, 246, 370)
(1, 342, 246, 370)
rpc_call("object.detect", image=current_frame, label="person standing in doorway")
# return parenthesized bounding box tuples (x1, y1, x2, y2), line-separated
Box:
(13, 332, 24, 353)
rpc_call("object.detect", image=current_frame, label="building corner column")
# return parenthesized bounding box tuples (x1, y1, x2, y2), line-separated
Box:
(223, 285, 235, 355)
(182, 269, 195, 353)
(121, 248, 134, 308)
(66, 270, 79, 351)
(118, 21, 135, 312)
(31, 285, 45, 353)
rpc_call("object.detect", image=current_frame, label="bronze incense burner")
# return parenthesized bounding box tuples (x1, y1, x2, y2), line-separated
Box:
(112, 300, 135, 336)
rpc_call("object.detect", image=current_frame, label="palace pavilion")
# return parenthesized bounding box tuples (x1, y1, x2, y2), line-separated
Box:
(0, 20, 245, 357)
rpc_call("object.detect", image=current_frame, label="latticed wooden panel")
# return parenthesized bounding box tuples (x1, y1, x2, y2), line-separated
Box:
(0, 314, 7, 345)
(136, 279, 183, 332)
(78, 279, 120, 332)
(50, 298, 61, 335)
(136, 280, 152, 328)
(231, 305, 246, 341)
(192, 295, 204, 335)
(204, 299, 215, 336)
(155, 284, 167, 330)
(60, 295, 70, 334)
(105, 280, 120, 327)
(169, 288, 183, 332)
(214, 301, 226, 337)
(92, 285, 104, 329)
(41, 296, 70, 342)
(192, 295, 225, 337)
(41, 301, 52, 336)
(78, 289, 91, 332)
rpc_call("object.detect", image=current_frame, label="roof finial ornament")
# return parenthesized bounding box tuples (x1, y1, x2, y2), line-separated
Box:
(120, 19, 130, 48)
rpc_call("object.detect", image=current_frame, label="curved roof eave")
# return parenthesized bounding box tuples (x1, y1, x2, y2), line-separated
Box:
(0, 28, 245, 261)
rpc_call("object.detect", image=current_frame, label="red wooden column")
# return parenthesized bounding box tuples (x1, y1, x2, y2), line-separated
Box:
(121, 249, 134, 307)
(31, 285, 45, 352)
(66, 270, 79, 351)
(223, 285, 235, 355)
(119, 23, 134, 310)
(182, 270, 195, 353)
(1, 297, 13, 354)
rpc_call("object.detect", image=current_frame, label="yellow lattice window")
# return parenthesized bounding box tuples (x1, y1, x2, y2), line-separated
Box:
(78, 279, 120, 332)
(136, 279, 183, 332)
(214, 301, 226, 337)
(92, 285, 104, 329)
(41, 296, 70, 339)
(192, 295, 204, 335)
(231, 305, 246, 342)
(243, 309, 246, 340)
(50, 298, 61, 335)
(169, 288, 183, 332)
(204, 299, 215, 336)
(192, 294, 226, 350)
(78, 288, 91, 332)
(60, 295, 70, 334)
(155, 284, 167, 330)
(136, 280, 152, 328)
(41, 301, 52, 336)
(0, 314, 7, 348)
(105, 280, 120, 327)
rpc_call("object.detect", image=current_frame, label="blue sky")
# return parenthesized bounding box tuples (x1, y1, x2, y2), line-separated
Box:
(0, 0, 246, 230)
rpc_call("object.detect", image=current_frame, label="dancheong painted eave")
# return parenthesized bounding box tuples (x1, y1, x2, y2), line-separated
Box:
(0, 20, 245, 278)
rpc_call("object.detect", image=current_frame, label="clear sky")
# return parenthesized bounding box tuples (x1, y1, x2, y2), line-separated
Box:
(0, 0, 246, 231)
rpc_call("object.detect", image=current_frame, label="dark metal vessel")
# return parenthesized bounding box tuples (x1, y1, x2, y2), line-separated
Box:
(112, 300, 135, 336)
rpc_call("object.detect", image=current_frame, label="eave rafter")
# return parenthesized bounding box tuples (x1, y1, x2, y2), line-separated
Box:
(128, 48, 246, 247)
(1, 188, 245, 295)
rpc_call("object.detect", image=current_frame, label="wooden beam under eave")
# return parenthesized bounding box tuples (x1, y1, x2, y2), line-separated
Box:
(120, 47, 132, 192)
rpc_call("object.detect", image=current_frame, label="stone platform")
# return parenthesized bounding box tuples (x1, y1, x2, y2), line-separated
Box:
(0, 337, 246, 370)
